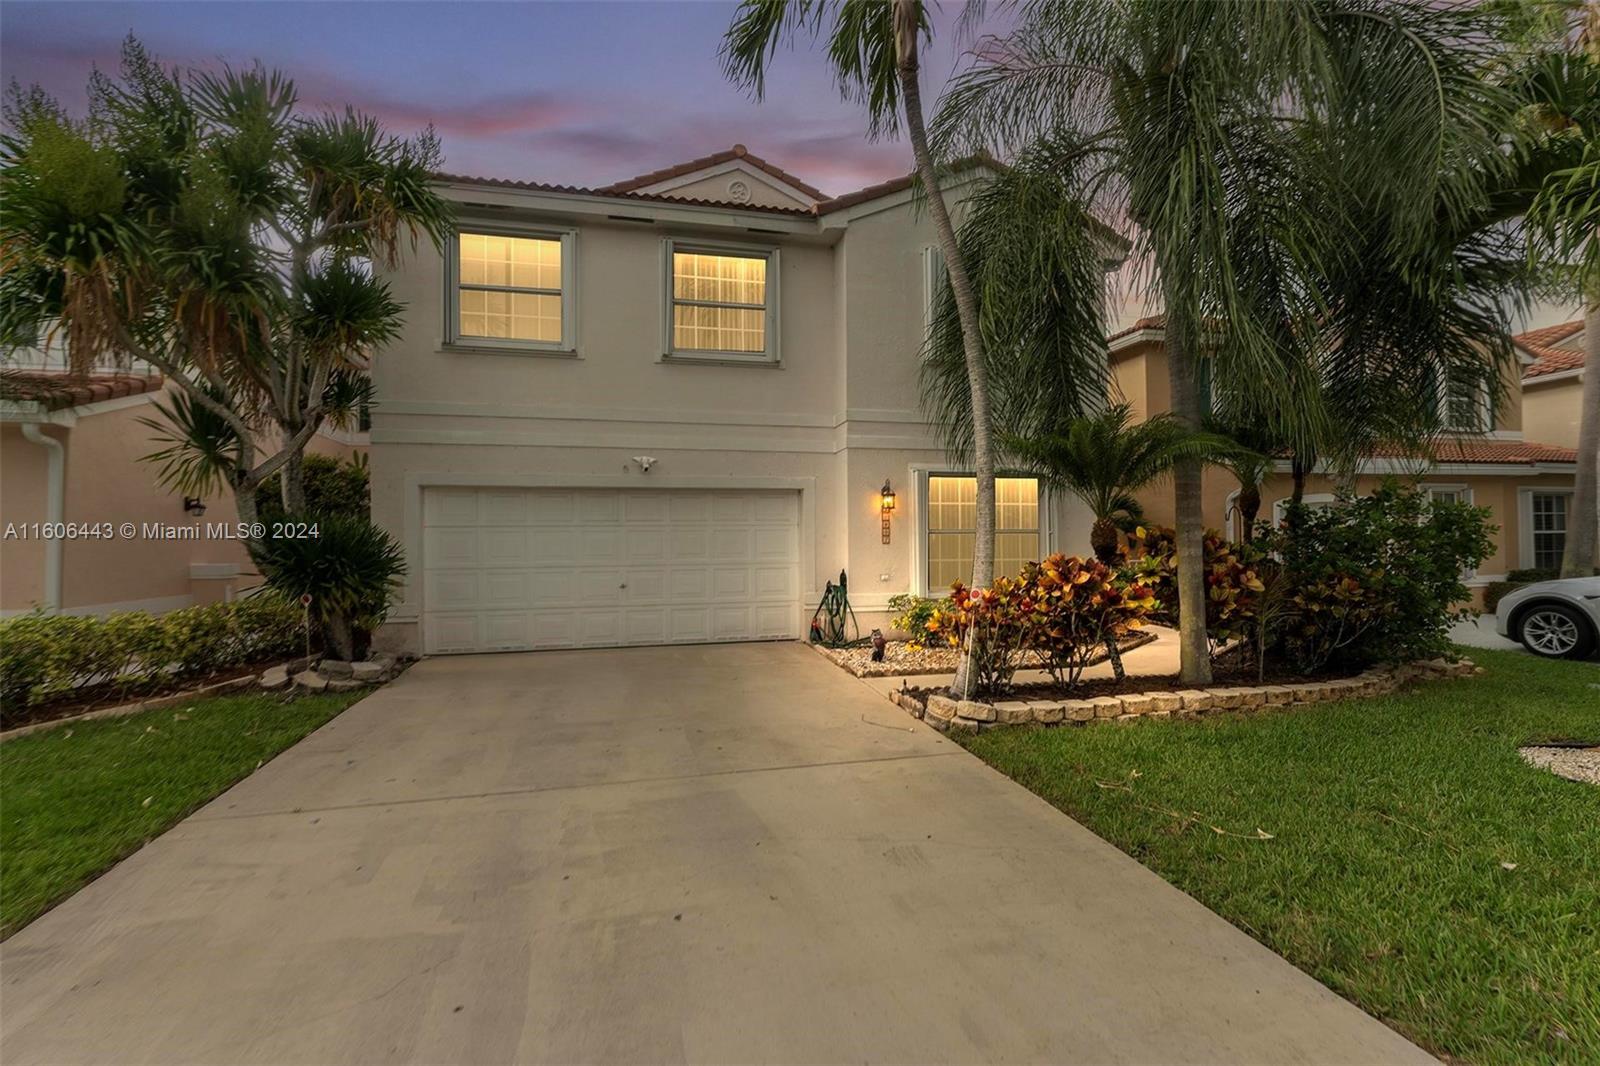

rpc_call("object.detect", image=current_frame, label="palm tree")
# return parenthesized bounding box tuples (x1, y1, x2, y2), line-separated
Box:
(931, 1, 1517, 682)
(1008, 404, 1242, 562)
(721, 0, 1000, 693)
(1204, 417, 1280, 542)
(0, 40, 447, 546)
(1519, 23, 1599, 578)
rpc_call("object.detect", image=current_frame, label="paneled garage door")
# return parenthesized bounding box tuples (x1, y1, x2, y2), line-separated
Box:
(422, 487, 801, 654)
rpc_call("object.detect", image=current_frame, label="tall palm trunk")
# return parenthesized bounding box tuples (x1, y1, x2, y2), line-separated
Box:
(1167, 322, 1213, 684)
(893, 0, 994, 696)
(1561, 296, 1599, 577)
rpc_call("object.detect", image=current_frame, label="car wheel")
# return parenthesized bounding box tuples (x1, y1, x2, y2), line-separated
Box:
(1516, 603, 1596, 659)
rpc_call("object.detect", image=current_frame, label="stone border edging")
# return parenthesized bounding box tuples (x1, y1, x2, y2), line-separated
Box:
(888, 657, 1479, 732)
(0, 664, 307, 745)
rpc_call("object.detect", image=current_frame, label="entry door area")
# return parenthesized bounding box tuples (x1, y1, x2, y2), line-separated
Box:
(422, 487, 801, 654)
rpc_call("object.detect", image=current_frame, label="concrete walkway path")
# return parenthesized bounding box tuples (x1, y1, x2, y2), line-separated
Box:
(1, 643, 1432, 1064)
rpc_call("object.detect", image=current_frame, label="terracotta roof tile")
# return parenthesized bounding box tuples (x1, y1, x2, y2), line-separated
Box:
(1514, 319, 1585, 379)
(1364, 438, 1576, 465)
(601, 144, 826, 201)
(0, 371, 165, 412)
(433, 171, 816, 216)
(1107, 314, 1167, 343)
(436, 150, 1002, 219)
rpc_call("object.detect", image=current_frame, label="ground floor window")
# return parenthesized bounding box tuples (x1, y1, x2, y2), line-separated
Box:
(926, 475, 1040, 591)
(1528, 491, 1570, 570)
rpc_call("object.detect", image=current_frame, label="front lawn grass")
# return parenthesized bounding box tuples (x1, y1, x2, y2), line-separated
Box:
(1, 689, 364, 937)
(958, 648, 1599, 1066)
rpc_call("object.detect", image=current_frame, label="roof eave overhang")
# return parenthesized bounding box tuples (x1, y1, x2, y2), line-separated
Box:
(438, 181, 823, 236)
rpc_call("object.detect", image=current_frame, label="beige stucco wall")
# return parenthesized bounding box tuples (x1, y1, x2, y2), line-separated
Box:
(1521, 375, 1585, 448)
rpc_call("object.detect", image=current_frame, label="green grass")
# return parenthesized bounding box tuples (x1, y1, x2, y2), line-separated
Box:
(1, 689, 364, 937)
(958, 648, 1600, 1066)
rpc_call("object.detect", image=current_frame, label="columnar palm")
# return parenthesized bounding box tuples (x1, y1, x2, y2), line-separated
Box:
(0, 40, 449, 544)
(722, 0, 1000, 590)
(931, 1, 1516, 682)
(1008, 405, 1240, 562)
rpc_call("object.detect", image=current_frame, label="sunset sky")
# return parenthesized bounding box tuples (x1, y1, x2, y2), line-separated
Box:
(1, 0, 1003, 196)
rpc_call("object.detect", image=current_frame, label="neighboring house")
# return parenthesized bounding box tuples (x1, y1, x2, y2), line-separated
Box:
(1517, 319, 1587, 450)
(0, 348, 367, 617)
(1110, 315, 1580, 594)
(369, 144, 1093, 656)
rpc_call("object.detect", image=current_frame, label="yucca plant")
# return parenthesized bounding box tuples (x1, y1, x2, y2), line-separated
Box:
(0, 38, 449, 548)
(254, 514, 405, 662)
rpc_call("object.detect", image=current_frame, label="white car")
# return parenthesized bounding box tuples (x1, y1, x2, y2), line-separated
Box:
(1495, 576, 1600, 659)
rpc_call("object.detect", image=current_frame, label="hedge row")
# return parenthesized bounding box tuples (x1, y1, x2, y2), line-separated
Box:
(0, 592, 305, 710)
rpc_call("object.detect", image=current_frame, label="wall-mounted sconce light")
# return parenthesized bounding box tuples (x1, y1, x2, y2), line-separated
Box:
(183, 496, 207, 517)
(880, 479, 896, 544)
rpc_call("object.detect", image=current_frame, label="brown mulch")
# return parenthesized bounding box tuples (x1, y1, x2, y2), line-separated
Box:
(0, 657, 295, 732)
(817, 630, 1157, 679)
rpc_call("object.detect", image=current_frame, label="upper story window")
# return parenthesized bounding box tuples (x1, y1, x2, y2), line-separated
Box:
(449, 229, 576, 352)
(665, 241, 779, 363)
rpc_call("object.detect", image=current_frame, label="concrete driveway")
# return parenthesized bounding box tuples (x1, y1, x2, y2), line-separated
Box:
(1, 643, 1431, 1065)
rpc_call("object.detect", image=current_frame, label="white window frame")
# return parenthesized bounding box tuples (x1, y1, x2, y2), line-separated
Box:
(908, 465, 1054, 596)
(1422, 483, 1477, 579)
(1271, 493, 1338, 524)
(445, 224, 577, 354)
(1518, 487, 1574, 570)
(661, 238, 780, 365)
(1431, 367, 1494, 433)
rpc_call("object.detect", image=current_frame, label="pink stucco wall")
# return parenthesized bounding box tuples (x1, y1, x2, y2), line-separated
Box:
(2, 393, 366, 615)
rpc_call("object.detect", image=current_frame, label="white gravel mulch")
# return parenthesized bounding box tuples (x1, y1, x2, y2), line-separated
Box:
(815, 632, 1155, 679)
(1518, 746, 1600, 786)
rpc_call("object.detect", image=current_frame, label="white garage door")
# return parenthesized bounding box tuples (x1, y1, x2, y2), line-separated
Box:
(422, 487, 801, 654)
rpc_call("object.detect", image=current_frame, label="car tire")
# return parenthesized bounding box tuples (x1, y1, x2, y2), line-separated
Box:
(1514, 603, 1597, 660)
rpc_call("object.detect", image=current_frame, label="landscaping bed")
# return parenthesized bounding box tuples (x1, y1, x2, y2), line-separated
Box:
(954, 647, 1600, 1065)
(0, 655, 299, 732)
(814, 629, 1155, 678)
(0, 687, 367, 937)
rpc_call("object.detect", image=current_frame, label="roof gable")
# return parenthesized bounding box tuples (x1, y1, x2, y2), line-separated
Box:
(603, 144, 823, 209)
(1515, 319, 1586, 380)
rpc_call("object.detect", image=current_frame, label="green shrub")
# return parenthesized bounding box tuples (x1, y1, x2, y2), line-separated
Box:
(1506, 567, 1558, 584)
(0, 592, 303, 711)
(888, 593, 953, 646)
(254, 514, 405, 662)
(255, 454, 370, 522)
(1261, 481, 1494, 670)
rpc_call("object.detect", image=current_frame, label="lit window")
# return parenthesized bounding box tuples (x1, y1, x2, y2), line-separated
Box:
(451, 230, 573, 349)
(1530, 492, 1568, 570)
(926, 475, 1040, 590)
(666, 244, 777, 360)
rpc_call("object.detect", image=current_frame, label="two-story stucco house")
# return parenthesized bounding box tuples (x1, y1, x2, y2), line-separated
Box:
(370, 146, 1090, 656)
(1109, 315, 1580, 593)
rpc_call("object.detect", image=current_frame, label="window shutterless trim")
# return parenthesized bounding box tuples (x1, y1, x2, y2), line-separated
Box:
(445, 225, 578, 353)
(661, 238, 780, 364)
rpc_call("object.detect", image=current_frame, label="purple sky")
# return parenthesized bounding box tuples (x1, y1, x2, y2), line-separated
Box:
(1, 1, 1004, 196)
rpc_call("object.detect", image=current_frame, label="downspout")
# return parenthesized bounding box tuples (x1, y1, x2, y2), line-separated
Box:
(20, 423, 64, 610)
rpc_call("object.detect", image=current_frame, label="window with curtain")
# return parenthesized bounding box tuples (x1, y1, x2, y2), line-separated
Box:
(455, 232, 565, 345)
(670, 249, 771, 355)
(1530, 492, 1569, 570)
(926, 475, 1040, 591)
